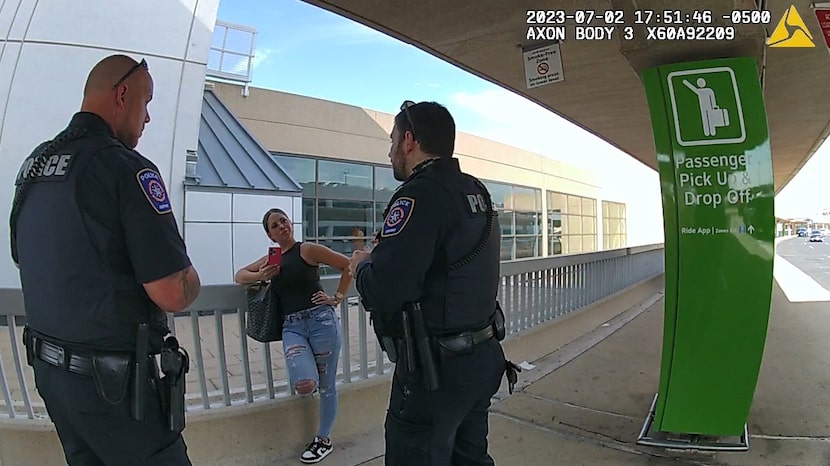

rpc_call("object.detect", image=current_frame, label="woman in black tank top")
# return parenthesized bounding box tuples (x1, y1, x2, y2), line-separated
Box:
(235, 208, 351, 464)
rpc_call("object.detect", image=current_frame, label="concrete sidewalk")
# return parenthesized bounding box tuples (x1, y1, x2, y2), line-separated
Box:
(282, 274, 830, 466)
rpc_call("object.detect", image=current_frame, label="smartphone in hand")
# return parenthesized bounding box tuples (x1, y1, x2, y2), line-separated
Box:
(268, 246, 282, 267)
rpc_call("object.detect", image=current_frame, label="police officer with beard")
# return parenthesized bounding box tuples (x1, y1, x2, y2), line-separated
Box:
(10, 55, 200, 465)
(349, 101, 510, 466)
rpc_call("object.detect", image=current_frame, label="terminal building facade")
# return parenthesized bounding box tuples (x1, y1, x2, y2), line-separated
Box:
(182, 81, 632, 284)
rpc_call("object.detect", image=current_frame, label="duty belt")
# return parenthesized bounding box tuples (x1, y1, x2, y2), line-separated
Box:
(35, 339, 93, 377)
(434, 324, 495, 352)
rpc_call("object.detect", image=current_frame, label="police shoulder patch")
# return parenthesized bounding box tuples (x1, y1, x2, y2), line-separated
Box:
(381, 197, 415, 238)
(136, 168, 172, 214)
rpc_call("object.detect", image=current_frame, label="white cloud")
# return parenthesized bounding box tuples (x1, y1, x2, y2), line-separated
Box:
(251, 48, 272, 69)
(226, 47, 272, 77)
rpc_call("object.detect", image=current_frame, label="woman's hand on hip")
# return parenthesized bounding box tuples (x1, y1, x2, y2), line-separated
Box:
(312, 290, 338, 306)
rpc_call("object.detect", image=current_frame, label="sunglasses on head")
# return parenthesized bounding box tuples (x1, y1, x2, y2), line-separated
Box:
(400, 100, 417, 140)
(112, 59, 148, 89)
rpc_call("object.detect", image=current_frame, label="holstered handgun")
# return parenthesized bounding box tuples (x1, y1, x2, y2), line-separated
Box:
(408, 302, 439, 391)
(160, 336, 189, 432)
(131, 323, 149, 421)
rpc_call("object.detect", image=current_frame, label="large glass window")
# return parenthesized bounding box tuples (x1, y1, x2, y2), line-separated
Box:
(602, 200, 627, 250)
(273, 154, 315, 196)
(272, 154, 552, 269)
(487, 182, 512, 210)
(485, 181, 542, 260)
(547, 191, 597, 255)
(272, 154, 399, 276)
(375, 166, 399, 203)
(316, 199, 374, 238)
(317, 160, 373, 200)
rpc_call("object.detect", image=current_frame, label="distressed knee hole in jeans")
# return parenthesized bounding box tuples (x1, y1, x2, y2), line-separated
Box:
(295, 378, 317, 395)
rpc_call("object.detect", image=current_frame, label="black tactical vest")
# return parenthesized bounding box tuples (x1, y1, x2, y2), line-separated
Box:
(415, 161, 501, 335)
(13, 127, 168, 353)
(372, 158, 501, 337)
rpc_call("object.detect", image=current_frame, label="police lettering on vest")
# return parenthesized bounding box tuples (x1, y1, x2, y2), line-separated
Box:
(466, 192, 488, 214)
(16, 153, 74, 184)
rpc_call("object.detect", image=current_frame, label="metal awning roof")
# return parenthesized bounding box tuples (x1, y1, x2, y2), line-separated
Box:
(299, 0, 830, 193)
(190, 89, 302, 193)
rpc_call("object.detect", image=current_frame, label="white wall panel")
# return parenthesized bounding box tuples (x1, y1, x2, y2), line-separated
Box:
(185, 222, 233, 286)
(190, 0, 222, 63)
(185, 191, 232, 222)
(22, 0, 201, 59)
(232, 193, 296, 223)
(233, 223, 273, 274)
(1, 0, 38, 40)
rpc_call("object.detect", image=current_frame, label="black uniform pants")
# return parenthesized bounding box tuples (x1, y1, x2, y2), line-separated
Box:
(32, 357, 191, 466)
(384, 338, 506, 466)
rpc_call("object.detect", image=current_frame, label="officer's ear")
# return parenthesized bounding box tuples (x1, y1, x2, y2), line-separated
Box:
(402, 130, 418, 153)
(114, 84, 129, 109)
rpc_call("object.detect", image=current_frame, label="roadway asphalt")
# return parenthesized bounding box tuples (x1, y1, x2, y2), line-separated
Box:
(777, 235, 830, 291)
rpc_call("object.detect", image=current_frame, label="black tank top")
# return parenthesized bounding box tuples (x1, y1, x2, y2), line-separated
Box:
(270, 242, 323, 315)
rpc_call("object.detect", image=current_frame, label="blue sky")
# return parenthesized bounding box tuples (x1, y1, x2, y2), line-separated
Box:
(215, 0, 495, 125)
(216, 0, 828, 219)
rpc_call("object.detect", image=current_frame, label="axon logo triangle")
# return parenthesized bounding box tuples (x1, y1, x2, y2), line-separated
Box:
(767, 5, 815, 47)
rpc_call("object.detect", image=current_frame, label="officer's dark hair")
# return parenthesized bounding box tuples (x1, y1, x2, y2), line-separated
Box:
(261, 208, 288, 233)
(394, 101, 456, 158)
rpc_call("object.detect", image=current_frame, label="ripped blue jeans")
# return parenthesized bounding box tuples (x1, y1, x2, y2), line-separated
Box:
(282, 304, 342, 438)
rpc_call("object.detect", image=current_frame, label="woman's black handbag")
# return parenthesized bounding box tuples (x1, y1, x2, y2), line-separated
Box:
(244, 282, 283, 342)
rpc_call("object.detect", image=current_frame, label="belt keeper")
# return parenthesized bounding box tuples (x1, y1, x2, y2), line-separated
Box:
(55, 344, 68, 369)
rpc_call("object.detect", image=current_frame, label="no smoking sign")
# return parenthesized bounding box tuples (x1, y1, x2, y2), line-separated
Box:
(522, 42, 563, 89)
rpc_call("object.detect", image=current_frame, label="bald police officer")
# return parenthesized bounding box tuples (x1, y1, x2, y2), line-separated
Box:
(10, 55, 200, 465)
(349, 101, 508, 466)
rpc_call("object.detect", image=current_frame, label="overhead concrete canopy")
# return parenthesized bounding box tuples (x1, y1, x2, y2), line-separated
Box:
(300, 0, 830, 192)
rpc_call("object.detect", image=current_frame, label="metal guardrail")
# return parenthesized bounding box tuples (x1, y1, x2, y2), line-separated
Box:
(0, 244, 664, 421)
(207, 20, 257, 84)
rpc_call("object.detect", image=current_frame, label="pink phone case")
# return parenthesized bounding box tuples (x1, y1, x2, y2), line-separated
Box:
(268, 246, 281, 266)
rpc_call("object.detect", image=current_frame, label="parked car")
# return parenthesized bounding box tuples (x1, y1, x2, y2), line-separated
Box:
(797, 228, 808, 237)
(809, 230, 823, 242)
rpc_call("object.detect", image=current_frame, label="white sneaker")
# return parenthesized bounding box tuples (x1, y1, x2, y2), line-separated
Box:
(300, 436, 333, 464)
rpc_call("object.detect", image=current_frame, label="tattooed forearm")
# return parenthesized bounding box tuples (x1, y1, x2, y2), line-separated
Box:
(179, 267, 201, 306)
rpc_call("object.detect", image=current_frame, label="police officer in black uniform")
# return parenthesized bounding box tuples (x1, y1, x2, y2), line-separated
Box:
(10, 55, 200, 465)
(349, 101, 510, 466)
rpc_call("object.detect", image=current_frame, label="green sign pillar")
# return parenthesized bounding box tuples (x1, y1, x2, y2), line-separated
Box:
(642, 57, 775, 436)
